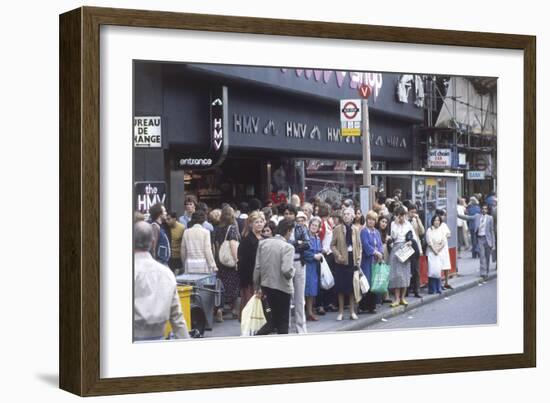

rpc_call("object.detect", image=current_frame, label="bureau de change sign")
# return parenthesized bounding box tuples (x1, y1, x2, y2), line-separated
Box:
(134, 116, 162, 148)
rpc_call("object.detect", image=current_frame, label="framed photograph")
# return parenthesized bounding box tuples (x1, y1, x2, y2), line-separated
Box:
(59, 6, 536, 396)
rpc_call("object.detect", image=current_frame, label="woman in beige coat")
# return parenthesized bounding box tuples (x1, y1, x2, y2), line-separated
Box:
(180, 210, 217, 274)
(330, 207, 362, 321)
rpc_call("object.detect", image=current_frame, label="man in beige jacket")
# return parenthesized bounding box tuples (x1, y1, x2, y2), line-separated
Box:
(254, 219, 296, 335)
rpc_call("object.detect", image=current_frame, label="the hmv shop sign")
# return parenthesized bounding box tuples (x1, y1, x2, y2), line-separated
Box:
(135, 182, 167, 214)
(177, 87, 227, 169)
(134, 116, 162, 148)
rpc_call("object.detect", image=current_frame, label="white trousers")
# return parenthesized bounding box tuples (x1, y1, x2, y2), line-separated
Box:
(291, 261, 307, 334)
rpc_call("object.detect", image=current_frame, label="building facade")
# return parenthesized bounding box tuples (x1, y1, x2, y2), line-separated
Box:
(133, 62, 426, 214)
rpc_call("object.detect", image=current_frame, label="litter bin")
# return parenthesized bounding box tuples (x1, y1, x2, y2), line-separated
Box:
(164, 285, 192, 338)
(176, 273, 223, 331)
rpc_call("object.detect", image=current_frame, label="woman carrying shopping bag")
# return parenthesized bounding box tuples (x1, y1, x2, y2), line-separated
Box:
(330, 207, 362, 321)
(360, 211, 384, 313)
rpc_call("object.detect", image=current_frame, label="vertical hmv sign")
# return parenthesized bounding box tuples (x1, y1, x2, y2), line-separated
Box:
(176, 86, 228, 169)
(210, 87, 227, 163)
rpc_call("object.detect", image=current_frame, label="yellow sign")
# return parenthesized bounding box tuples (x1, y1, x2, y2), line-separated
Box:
(426, 178, 437, 186)
(342, 127, 361, 136)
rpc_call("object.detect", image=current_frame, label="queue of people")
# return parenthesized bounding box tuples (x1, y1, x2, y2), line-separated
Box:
(133, 190, 497, 338)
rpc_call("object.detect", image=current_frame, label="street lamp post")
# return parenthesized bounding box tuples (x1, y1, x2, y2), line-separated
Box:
(360, 85, 374, 213)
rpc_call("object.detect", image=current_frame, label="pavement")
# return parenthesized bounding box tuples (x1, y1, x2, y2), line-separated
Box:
(204, 249, 498, 338)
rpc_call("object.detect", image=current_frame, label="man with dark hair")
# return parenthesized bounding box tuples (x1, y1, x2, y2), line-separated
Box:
(148, 203, 170, 265)
(283, 203, 298, 219)
(393, 188, 403, 202)
(254, 219, 296, 335)
(178, 196, 197, 228)
(248, 198, 262, 212)
(134, 221, 189, 341)
(166, 212, 185, 275)
(197, 201, 214, 232)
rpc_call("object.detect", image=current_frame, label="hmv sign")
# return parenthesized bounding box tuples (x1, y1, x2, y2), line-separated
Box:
(176, 86, 228, 169)
(135, 182, 167, 214)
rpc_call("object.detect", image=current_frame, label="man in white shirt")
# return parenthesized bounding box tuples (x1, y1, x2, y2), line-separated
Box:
(134, 221, 190, 341)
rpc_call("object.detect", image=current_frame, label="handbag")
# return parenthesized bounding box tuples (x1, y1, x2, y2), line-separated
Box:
(219, 225, 238, 268)
(320, 257, 334, 290)
(353, 270, 363, 303)
(358, 270, 370, 294)
(395, 243, 415, 263)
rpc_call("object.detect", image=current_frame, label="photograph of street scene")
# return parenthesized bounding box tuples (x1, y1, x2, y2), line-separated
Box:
(132, 61, 497, 342)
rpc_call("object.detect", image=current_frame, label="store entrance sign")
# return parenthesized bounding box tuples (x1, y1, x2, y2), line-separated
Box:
(176, 87, 228, 170)
(134, 116, 161, 148)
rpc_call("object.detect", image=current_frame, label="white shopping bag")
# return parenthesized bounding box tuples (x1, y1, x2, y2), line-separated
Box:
(240, 295, 267, 336)
(320, 258, 335, 290)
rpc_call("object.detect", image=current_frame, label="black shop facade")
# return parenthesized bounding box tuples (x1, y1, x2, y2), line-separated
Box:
(133, 62, 424, 215)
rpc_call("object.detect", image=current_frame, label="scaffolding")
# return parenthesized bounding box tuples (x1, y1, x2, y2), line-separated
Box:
(418, 75, 497, 195)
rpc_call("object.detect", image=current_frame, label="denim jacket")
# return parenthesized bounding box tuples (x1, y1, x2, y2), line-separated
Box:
(289, 224, 310, 264)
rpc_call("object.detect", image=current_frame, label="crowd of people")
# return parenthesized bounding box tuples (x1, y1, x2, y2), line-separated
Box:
(133, 189, 497, 338)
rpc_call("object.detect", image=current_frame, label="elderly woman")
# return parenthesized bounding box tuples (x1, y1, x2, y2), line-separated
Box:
(388, 206, 414, 307)
(304, 217, 323, 321)
(360, 211, 384, 313)
(426, 214, 451, 294)
(330, 207, 362, 320)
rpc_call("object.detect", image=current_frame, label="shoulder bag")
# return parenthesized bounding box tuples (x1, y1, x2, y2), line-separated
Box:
(219, 225, 238, 268)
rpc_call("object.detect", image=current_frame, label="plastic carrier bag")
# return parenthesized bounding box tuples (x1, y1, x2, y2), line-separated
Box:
(320, 258, 335, 290)
(370, 262, 391, 294)
(240, 296, 267, 336)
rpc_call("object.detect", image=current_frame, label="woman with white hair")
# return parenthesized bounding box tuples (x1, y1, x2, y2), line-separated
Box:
(330, 207, 362, 320)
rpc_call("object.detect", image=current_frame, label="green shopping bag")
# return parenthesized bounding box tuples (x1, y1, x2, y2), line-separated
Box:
(370, 262, 391, 294)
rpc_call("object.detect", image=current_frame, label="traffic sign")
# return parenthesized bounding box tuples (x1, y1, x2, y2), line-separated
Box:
(358, 84, 372, 99)
(340, 99, 362, 136)
(340, 99, 362, 122)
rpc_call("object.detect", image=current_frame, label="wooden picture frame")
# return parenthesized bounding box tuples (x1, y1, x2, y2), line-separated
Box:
(59, 6, 536, 396)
